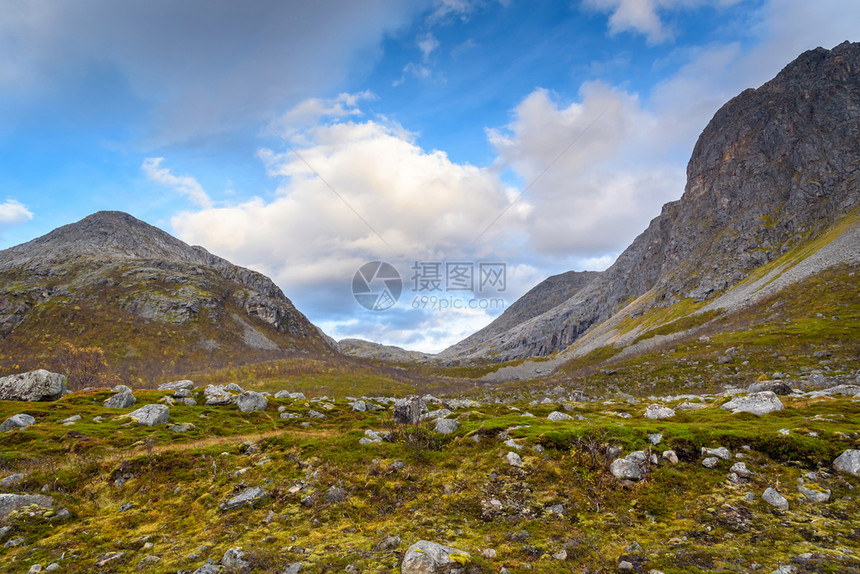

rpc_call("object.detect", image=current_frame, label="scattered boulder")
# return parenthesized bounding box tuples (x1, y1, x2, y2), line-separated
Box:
(797, 483, 830, 503)
(721, 392, 784, 415)
(0, 493, 53, 518)
(204, 385, 235, 406)
(833, 449, 860, 476)
(126, 404, 169, 426)
(0, 473, 25, 490)
(610, 458, 642, 481)
(158, 380, 195, 391)
(644, 405, 675, 419)
(221, 548, 248, 571)
(401, 540, 471, 574)
(648, 433, 663, 445)
(0, 414, 35, 432)
(748, 380, 792, 395)
(702, 447, 731, 460)
(220, 487, 267, 511)
(351, 400, 367, 412)
(104, 388, 136, 409)
(702, 457, 719, 469)
(394, 396, 425, 425)
(662, 450, 678, 464)
(307, 410, 327, 419)
(0, 370, 67, 401)
(236, 391, 268, 413)
(729, 462, 751, 478)
(434, 418, 460, 435)
(506, 452, 523, 467)
(762, 487, 789, 510)
(547, 411, 572, 421)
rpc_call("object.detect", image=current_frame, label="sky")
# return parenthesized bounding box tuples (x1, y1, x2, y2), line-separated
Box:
(1, 0, 858, 353)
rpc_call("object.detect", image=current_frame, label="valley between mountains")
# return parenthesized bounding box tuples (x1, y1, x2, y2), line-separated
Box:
(1, 43, 859, 574)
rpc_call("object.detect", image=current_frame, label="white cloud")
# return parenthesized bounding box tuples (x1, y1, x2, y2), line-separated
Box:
(418, 32, 440, 61)
(0, 199, 33, 226)
(142, 158, 213, 208)
(585, 0, 742, 45)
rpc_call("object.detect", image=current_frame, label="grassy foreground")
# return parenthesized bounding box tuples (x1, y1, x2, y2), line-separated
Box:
(1, 386, 858, 573)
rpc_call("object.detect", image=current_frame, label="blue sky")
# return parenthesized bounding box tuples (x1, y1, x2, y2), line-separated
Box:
(1, 0, 858, 352)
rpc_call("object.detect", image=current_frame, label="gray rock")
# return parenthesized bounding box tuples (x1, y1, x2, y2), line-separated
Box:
(221, 548, 248, 571)
(158, 380, 194, 391)
(204, 385, 235, 406)
(771, 566, 797, 574)
(833, 449, 860, 476)
(618, 560, 634, 571)
(280, 412, 299, 420)
(644, 405, 675, 419)
(797, 483, 830, 503)
(401, 540, 471, 574)
(702, 457, 719, 469)
(421, 408, 452, 420)
(307, 410, 326, 419)
(748, 380, 792, 395)
(374, 535, 402, 551)
(506, 451, 523, 467)
(0, 370, 67, 401)
(220, 487, 267, 511)
(167, 424, 191, 433)
(648, 433, 663, 445)
(721, 391, 784, 415)
(434, 418, 460, 435)
(173, 388, 192, 398)
(729, 462, 751, 478)
(547, 411, 572, 421)
(351, 400, 366, 412)
(0, 413, 35, 432)
(0, 493, 53, 518)
(393, 396, 424, 425)
(662, 450, 679, 464)
(762, 487, 789, 510)
(127, 404, 169, 426)
(702, 446, 731, 460)
(104, 389, 137, 409)
(61, 414, 81, 424)
(289, 392, 306, 400)
(0, 473, 25, 490)
(236, 391, 268, 413)
(182, 397, 198, 407)
(45, 565, 59, 572)
(226, 383, 245, 393)
(284, 563, 303, 574)
(192, 563, 223, 574)
(610, 458, 642, 480)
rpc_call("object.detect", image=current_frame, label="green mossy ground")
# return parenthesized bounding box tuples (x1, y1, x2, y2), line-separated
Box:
(1, 388, 858, 573)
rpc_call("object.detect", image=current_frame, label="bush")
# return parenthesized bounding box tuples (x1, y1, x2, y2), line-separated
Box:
(54, 342, 108, 390)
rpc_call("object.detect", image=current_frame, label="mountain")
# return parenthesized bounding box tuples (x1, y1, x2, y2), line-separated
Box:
(0, 211, 336, 381)
(442, 41, 860, 363)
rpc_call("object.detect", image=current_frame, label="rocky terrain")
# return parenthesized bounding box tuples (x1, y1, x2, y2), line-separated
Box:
(442, 41, 860, 363)
(0, 211, 335, 382)
(0, 368, 858, 573)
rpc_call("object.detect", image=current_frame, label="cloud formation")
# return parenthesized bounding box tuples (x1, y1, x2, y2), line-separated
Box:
(0, 200, 33, 226)
(142, 158, 213, 208)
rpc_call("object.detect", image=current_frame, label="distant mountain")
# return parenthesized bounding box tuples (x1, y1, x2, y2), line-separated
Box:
(339, 339, 433, 363)
(442, 41, 860, 363)
(0, 211, 336, 380)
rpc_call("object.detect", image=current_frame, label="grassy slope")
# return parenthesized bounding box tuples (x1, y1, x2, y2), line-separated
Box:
(0, 390, 858, 573)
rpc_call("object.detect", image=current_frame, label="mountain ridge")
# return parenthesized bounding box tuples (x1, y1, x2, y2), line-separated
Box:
(441, 41, 860, 363)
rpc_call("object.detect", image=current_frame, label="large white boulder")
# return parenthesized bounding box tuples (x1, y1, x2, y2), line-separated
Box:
(0, 370, 67, 401)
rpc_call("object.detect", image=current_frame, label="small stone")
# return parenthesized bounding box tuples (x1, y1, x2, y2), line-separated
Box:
(547, 411, 572, 421)
(644, 405, 675, 419)
(648, 433, 663, 445)
(610, 458, 642, 480)
(702, 457, 719, 469)
(434, 418, 460, 435)
(481, 548, 497, 559)
(833, 449, 860, 476)
(221, 548, 248, 571)
(762, 487, 789, 510)
(662, 450, 678, 464)
(104, 389, 136, 409)
(702, 446, 731, 460)
(126, 404, 169, 426)
(0, 414, 35, 432)
(721, 391, 784, 415)
(730, 462, 751, 478)
(236, 391, 267, 413)
(618, 560, 635, 570)
(797, 483, 830, 503)
(506, 451, 523, 467)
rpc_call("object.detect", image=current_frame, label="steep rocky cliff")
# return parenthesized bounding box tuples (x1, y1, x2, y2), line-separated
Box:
(443, 41, 860, 362)
(0, 211, 335, 377)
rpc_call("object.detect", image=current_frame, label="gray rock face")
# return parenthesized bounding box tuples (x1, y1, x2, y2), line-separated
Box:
(0, 414, 35, 432)
(721, 392, 784, 415)
(401, 540, 471, 574)
(220, 487, 267, 511)
(104, 389, 136, 409)
(833, 449, 860, 475)
(158, 380, 194, 391)
(644, 405, 675, 419)
(441, 42, 860, 363)
(236, 391, 267, 413)
(0, 493, 53, 518)
(762, 487, 789, 510)
(394, 396, 424, 425)
(126, 404, 169, 426)
(434, 418, 460, 435)
(0, 370, 67, 402)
